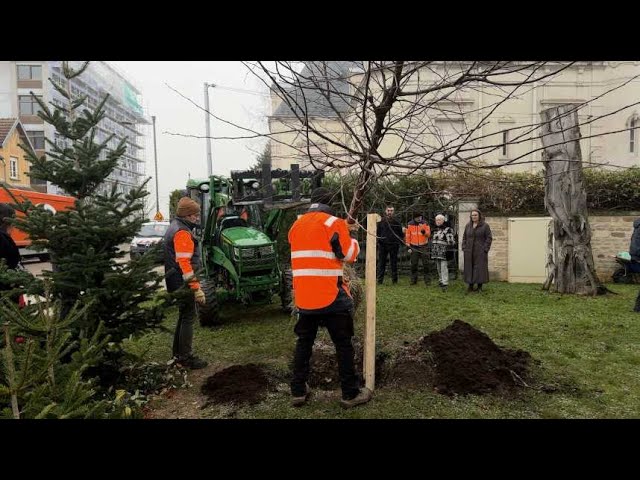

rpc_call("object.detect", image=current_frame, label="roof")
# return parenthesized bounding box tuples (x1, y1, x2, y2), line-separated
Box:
(0, 118, 36, 152)
(0, 118, 18, 148)
(271, 61, 356, 118)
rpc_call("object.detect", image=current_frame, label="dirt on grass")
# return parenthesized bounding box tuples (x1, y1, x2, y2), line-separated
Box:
(387, 319, 533, 395)
(145, 319, 535, 418)
(200, 363, 274, 406)
(303, 336, 388, 390)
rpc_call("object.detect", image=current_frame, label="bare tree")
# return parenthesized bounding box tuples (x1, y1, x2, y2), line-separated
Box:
(252, 61, 584, 216)
(167, 61, 640, 294)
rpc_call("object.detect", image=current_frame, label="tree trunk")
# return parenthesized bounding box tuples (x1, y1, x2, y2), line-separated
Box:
(540, 105, 605, 295)
(3, 324, 20, 419)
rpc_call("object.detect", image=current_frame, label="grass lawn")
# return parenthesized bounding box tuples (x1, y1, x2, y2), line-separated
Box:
(125, 279, 640, 419)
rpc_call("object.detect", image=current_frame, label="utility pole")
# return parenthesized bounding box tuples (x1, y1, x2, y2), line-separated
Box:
(204, 82, 215, 177)
(152, 116, 162, 220)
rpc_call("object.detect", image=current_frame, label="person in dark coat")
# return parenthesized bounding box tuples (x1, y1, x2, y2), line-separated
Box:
(0, 203, 22, 303)
(462, 209, 492, 293)
(630, 218, 640, 262)
(630, 218, 640, 311)
(376, 205, 403, 285)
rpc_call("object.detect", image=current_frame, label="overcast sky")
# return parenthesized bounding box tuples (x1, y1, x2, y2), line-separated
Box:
(110, 61, 271, 217)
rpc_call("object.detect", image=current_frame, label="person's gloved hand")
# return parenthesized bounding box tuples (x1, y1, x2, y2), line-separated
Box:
(194, 288, 206, 305)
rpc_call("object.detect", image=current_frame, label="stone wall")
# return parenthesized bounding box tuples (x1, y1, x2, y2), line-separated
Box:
(457, 199, 637, 283)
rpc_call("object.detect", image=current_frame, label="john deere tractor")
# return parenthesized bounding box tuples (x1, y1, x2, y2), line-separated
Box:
(185, 165, 322, 326)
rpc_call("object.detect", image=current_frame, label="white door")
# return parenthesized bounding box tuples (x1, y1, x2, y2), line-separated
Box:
(508, 217, 552, 283)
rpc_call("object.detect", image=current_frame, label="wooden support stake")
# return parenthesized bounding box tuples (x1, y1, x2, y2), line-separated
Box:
(363, 213, 380, 391)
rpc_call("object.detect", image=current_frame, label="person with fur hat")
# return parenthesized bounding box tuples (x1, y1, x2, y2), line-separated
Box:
(163, 197, 208, 369)
(287, 187, 372, 409)
(431, 213, 456, 292)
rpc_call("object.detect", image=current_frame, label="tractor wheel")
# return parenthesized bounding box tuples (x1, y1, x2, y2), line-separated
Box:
(280, 267, 294, 313)
(197, 279, 221, 327)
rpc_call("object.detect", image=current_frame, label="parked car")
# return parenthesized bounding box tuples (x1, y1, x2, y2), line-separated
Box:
(130, 221, 170, 262)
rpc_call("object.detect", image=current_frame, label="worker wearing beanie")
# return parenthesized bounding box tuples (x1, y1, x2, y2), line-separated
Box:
(163, 197, 208, 369)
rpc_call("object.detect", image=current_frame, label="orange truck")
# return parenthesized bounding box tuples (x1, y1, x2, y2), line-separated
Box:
(0, 187, 75, 261)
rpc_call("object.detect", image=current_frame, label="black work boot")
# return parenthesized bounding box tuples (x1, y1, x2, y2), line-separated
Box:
(340, 388, 373, 409)
(291, 383, 311, 407)
(177, 355, 208, 370)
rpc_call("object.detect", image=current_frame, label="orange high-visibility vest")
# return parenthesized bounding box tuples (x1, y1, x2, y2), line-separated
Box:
(405, 221, 430, 246)
(288, 211, 360, 310)
(173, 230, 200, 290)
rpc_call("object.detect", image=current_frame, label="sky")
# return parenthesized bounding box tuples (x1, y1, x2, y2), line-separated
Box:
(110, 61, 271, 218)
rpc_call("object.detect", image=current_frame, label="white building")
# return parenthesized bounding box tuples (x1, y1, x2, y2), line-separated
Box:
(0, 61, 149, 194)
(268, 61, 640, 172)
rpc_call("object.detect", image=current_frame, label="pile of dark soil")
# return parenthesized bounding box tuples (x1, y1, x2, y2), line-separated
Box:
(201, 364, 273, 405)
(388, 320, 532, 396)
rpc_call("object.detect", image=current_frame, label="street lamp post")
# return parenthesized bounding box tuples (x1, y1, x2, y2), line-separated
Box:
(204, 82, 215, 177)
(121, 119, 162, 220)
(151, 115, 160, 216)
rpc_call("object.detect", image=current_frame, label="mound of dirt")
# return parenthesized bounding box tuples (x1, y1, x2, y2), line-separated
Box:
(388, 320, 532, 396)
(201, 364, 273, 406)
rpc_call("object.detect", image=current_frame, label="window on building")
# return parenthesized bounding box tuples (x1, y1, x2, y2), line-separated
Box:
(17, 65, 42, 81)
(18, 95, 43, 115)
(502, 130, 509, 156)
(631, 118, 637, 153)
(27, 130, 45, 150)
(10, 157, 18, 179)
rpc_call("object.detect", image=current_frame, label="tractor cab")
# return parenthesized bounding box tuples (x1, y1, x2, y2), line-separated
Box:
(184, 164, 324, 327)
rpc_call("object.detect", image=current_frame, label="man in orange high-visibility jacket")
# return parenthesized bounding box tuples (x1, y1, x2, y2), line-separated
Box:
(288, 187, 372, 409)
(163, 197, 208, 370)
(405, 212, 432, 286)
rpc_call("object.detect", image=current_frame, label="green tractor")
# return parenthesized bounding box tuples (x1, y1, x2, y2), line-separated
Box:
(185, 165, 322, 326)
